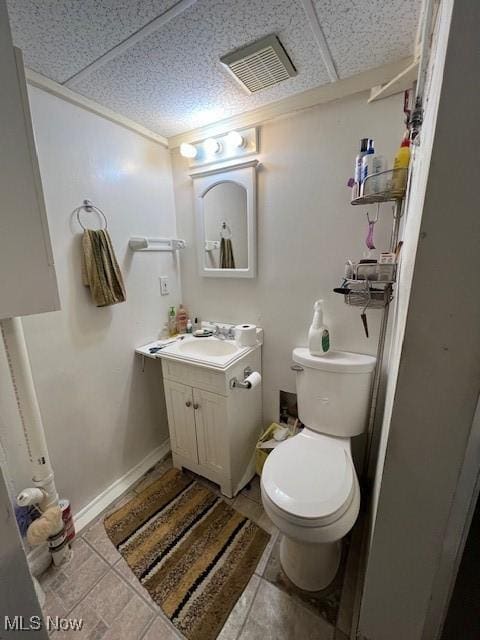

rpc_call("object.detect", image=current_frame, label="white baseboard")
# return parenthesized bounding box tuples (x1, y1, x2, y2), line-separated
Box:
(73, 439, 170, 534)
(28, 544, 52, 577)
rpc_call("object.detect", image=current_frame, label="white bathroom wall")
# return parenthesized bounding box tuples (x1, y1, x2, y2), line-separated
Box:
(358, 1, 480, 638)
(172, 91, 405, 426)
(0, 86, 180, 514)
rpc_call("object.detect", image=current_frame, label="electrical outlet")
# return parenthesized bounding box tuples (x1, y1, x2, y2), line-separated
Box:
(159, 276, 169, 296)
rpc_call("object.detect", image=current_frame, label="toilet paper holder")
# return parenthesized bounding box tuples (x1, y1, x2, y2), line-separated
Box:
(230, 366, 254, 389)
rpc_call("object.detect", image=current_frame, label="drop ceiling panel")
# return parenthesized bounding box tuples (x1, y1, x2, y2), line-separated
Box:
(68, 0, 330, 136)
(315, 0, 421, 78)
(7, 0, 421, 137)
(6, 0, 179, 83)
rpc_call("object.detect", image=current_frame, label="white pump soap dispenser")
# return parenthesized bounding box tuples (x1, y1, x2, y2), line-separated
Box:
(308, 299, 330, 355)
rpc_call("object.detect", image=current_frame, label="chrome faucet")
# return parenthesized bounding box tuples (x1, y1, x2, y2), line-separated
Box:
(213, 325, 235, 340)
(213, 324, 226, 340)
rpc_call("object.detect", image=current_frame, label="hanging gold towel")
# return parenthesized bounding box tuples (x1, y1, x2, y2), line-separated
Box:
(82, 229, 126, 306)
(220, 237, 235, 269)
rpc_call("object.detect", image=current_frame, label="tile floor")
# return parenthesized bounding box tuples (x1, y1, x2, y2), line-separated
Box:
(39, 455, 357, 639)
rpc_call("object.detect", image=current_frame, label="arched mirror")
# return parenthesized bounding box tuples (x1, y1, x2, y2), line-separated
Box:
(191, 160, 258, 278)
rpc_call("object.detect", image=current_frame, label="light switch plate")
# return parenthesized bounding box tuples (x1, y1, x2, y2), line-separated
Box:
(159, 276, 169, 296)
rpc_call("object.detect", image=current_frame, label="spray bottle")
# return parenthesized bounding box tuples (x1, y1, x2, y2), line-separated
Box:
(308, 300, 330, 355)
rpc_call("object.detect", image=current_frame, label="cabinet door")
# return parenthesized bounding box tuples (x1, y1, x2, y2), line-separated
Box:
(164, 380, 198, 463)
(0, 5, 60, 319)
(193, 388, 228, 474)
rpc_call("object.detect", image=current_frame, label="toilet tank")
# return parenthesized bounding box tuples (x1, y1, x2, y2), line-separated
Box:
(292, 348, 376, 437)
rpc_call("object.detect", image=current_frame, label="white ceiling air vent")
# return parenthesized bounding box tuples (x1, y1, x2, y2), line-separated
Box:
(220, 35, 297, 94)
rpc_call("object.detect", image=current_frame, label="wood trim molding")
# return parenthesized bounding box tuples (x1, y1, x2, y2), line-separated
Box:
(64, 0, 198, 87)
(25, 68, 168, 147)
(27, 56, 414, 151)
(73, 439, 171, 533)
(300, 0, 338, 81)
(368, 59, 419, 102)
(189, 158, 259, 178)
(168, 57, 414, 148)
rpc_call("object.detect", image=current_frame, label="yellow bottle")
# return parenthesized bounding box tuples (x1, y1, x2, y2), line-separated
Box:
(392, 137, 411, 195)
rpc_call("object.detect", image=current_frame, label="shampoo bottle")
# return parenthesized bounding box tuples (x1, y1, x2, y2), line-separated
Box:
(362, 152, 387, 194)
(353, 138, 371, 198)
(308, 300, 330, 356)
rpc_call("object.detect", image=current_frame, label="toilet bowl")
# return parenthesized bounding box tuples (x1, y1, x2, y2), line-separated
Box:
(261, 348, 375, 591)
(261, 430, 360, 590)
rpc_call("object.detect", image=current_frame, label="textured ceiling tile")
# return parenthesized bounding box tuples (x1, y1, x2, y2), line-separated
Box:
(6, 0, 179, 82)
(68, 0, 330, 136)
(313, 0, 420, 78)
(7, 0, 422, 137)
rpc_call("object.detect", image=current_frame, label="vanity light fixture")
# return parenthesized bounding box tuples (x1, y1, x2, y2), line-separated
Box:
(180, 142, 197, 159)
(204, 138, 222, 155)
(226, 130, 245, 148)
(183, 127, 257, 167)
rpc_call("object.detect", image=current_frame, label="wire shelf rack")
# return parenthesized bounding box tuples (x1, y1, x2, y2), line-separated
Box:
(343, 280, 393, 308)
(351, 168, 407, 205)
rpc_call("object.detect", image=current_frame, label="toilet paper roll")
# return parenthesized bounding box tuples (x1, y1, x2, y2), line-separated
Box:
(16, 487, 45, 507)
(235, 324, 257, 347)
(245, 371, 261, 389)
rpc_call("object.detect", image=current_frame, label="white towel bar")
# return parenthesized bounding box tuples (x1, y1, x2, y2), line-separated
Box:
(129, 237, 186, 252)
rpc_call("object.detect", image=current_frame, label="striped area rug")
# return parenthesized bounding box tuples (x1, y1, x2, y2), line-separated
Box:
(104, 468, 270, 640)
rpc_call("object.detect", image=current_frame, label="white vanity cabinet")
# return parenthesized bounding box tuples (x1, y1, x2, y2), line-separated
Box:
(163, 382, 228, 474)
(161, 346, 262, 498)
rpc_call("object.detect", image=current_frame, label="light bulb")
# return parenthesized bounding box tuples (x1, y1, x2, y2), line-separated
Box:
(180, 143, 197, 159)
(226, 130, 245, 148)
(203, 138, 222, 154)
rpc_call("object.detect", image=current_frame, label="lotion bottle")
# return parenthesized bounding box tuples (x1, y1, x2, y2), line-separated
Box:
(176, 304, 188, 334)
(392, 136, 411, 194)
(308, 300, 330, 355)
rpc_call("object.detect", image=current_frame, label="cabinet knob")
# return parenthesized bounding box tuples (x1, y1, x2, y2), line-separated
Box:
(193, 403, 200, 410)
(185, 401, 192, 407)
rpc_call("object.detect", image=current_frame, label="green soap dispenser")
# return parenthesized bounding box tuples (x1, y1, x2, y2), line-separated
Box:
(308, 300, 330, 355)
(168, 306, 177, 337)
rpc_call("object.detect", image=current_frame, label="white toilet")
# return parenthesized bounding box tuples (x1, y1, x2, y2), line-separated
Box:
(261, 348, 376, 591)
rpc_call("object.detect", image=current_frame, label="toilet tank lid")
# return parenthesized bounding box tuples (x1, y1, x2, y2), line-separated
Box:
(292, 348, 376, 373)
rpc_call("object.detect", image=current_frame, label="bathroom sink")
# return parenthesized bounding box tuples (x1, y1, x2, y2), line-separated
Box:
(177, 339, 238, 357)
(155, 335, 257, 369)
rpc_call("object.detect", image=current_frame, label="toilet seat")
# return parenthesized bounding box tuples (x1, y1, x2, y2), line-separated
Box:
(262, 430, 356, 527)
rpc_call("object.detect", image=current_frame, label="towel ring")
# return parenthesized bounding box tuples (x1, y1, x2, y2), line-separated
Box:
(76, 199, 108, 231)
(220, 221, 232, 240)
